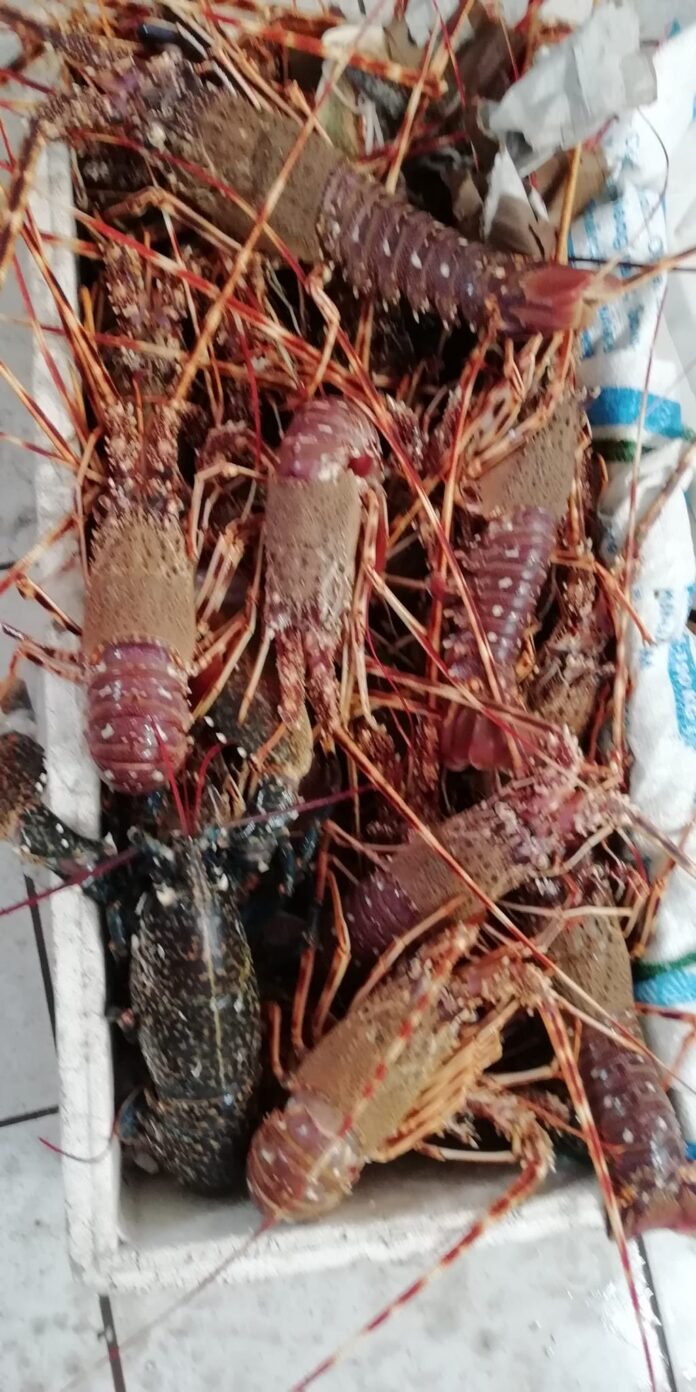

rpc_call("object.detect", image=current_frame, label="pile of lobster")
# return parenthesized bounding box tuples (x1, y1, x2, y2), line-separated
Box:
(0, 0, 693, 1385)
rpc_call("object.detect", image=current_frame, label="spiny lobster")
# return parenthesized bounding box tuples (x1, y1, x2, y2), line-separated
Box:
(0, 6, 615, 335)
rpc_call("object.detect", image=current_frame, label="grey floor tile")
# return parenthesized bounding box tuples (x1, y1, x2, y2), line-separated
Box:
(0, 1113, 113, 1392)
(644, 1231, 696, 1392)
(105, 1215, 669, 1392)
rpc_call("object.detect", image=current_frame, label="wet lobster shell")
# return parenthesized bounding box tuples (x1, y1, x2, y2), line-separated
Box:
(552, 915, 696, 1237)
(81, 510, 196, 794)
(86, 642, 189, 790)
(0, 21, 607, 337)
(345, 737, 585, 964)
(317, 167, 599, 333)
(129, 839, 262, 1191)
(247, 935, 485, 1220)
(263, 398, 382, 725)
(0, 726, 262, 1191)
(441, 505, 558, 770)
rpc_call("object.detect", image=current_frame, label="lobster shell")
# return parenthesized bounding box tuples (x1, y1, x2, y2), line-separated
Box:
(82, 510, 195, 792)
(552, 915, 696, 1237)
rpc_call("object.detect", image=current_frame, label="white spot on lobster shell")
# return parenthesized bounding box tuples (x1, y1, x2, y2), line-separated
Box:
(155, 884, 177, 908)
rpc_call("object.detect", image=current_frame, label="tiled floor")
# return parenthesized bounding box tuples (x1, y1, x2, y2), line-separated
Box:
(1, 40, 696, 1392)
(2, 1063, 695, 1392)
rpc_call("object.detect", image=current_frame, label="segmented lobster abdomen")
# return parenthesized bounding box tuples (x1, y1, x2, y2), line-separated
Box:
(86, 642, 188, 793)
(579, 1016, 695, 1237)
(441, 505, 557, 770)
(552, 914, 696, 1237)
(318, 166, 597, 333)
(345, 745, 582, 963)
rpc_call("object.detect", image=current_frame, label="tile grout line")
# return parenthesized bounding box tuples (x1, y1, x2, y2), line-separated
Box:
(637, 1236, 678, 1392)
(99, 1295, 128, 1392)
(25, 872, 57, 1041)
(0, 1103, 59, 1129)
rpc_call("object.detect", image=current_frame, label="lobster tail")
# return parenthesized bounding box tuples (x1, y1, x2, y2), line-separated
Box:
(578, 1017, 696, 1238)
(440, 704, 514, 772)
(319, 166, 604, 334)
(553, 915, 696, 1237)
(86, 642, 189, 793)
(442, 505, 557, 771)
(82, 510, 195, 792)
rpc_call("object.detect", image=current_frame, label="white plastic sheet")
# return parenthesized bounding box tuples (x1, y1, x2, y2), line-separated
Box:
(570, 19, 696, 1145)
(486, 3, 656, 170)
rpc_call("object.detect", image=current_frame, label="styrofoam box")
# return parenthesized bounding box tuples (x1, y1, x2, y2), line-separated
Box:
(27, 139, 669, 1336)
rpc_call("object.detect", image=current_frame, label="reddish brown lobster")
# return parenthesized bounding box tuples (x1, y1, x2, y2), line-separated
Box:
(261, 396, 384, 730)
(0, 6, 615, 337)
(0, 242, 197, 794)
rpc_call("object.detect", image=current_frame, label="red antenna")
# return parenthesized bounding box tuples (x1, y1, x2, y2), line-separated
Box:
(192, 740, 225, 833)
(150, 717, 191, 836)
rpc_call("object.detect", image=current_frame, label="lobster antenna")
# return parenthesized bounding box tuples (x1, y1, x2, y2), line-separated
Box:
(542, 1003, 659, 1391)
(150, 718, 191, 836)
(38, 1085, 142, 1167)
(192, 740, 225, 833)
(0, 845, 135, 919)
(60, 1215, 279, 1392)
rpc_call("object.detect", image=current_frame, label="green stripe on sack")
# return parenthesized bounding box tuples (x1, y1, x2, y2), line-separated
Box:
(633, 948, 696, 980)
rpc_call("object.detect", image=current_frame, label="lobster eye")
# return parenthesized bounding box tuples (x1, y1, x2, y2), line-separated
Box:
(348, 452, 378, 479)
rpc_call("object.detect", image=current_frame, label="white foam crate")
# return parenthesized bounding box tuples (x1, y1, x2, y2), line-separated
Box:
(27, 141, 672, 1381)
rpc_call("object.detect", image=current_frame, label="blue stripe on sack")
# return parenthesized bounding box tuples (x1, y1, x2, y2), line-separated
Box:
(587, 387, 684, 437)
(687, 1142, 696, 1161)
(634, 967, 696, 1006)
(668, 635, 696, 749)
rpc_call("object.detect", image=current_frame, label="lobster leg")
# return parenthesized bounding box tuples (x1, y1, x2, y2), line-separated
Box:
(291, 1083, 551, 1392)
(190, 579, 260, 722)
(267, 1001, 293, 1088)
(195, 523, 247, 629)
(290, 941, 317, 1058)
(346, 486, 387, 728)
(0, 628, 82, 700)
(310, 869, 351, 1044)
(14, 577, 81, 636)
